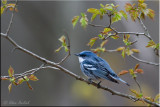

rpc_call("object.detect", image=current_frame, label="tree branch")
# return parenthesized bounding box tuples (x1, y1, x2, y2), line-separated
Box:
(130, 54, 159, 66)
(1, 33, 159, 106)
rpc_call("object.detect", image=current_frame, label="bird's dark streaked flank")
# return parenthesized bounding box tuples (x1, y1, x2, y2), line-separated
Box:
(75, 51, 130, 86)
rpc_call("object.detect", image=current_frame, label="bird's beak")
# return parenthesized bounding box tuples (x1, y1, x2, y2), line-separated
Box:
(74, 53, 79, 56)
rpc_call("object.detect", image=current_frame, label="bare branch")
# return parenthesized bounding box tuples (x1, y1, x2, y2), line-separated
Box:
(130, 54, 159, 66)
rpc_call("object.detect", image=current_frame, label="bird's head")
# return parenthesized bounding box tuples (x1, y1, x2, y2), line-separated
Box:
(75, 51, 97, 62)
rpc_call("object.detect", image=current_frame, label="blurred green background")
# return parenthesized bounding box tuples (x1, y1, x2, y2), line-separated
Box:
(1, 0, 159, 106)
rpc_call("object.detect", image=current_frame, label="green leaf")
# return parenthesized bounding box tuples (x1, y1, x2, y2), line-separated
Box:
(2, 0, 7, 4)
(87, 37, 98, 47)
(24, 76, 29, 81)
(138, 0, 144, 4)
(156, 43, 159, 50)
(100, 3, 104, 8)
(64, 46, 69, 52)
(55, 46, 63, 52)
(102, 28, 112, 34)
(8, 83, 12, 93)
(98, 34, 104, 39)
(112, 12, 122, 23)
(104, 4, 113, 11)
(110, 35, 119, 39)
(121, 47, 125, 58)
(91, 14, 97, 22)
(8, 66, 14, 77)
(119, 10, 128, 20)
(80, 13, 88, 28)
(72, 16, 79, 28)
(100, 40, 108, 48)
(87, 8, 100, 14)
(1, 7, 5, 15)
(146, 40, 156, 48)
(125, 3, 132, 12)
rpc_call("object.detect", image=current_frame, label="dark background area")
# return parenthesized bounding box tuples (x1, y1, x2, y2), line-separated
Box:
(1, 0, 159, 106)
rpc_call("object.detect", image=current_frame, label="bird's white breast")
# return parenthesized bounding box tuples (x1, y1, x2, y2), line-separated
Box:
(78, 57, 85, 63)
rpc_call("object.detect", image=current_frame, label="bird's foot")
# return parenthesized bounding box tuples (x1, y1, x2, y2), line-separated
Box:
(97, 81, 101, 88)
(87, 78, 93, 84)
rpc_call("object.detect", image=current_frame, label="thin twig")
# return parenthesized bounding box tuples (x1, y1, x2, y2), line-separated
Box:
(130, 54, 159, 66)
(6, 0, 18, 36)
(88, 23, 107, 28)
(56, 31, 71, 65)
(137, 16, 152, 40)
(134, 78, 142, 94)
(1, 33, 159, 106)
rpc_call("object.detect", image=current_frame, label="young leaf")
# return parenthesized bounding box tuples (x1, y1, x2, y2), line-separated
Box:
(147, 9, 155, 20)
(110, 35, 119, 39)
(102, 28, 112, 34)
(28, 74, 39, 81)
(121, 47, 125, 58)
(98, 34, 104, 40)
(119, 10, 128, 20)
(146, 40, 156, 48)
(125, 3, 132, 12)
(8, 83, 12, 93)
(130, 10, 139, 21)
(104, 4, 113, 11)
(59, 35, 66, 43)
(17, 78, 25, 85)
(138, 0, 144, 4)
(87, 8, 100, 14)
(64, 46, 69, 52)
(129, 69, 137, 78)
(80, 13, 88, 28)
(134, 64, 140, 70)
(130, 89, 140, 97)
(116, 47, 125, 51)
(131, 49, 140, 53)
(112, 12, 122, 23)
(87, 37, 98, 47)
(2, 0, 7, 4)
(100, 40, 108, 48)
(8, 66, 14, 77)
(125, 47, 133, 56)
(154, 94, 160, 102)
(72, 16, 80, 28)
(91, 14, 97, 22)
(135, 69, 144, 74)
(55, 46, 63, 52)
(1, 7, 5, 15)
(26, 82, 33, 90)
(24, 76, 29, 81)
(100, 4, 104, 8)
(118, 70, 129, 76)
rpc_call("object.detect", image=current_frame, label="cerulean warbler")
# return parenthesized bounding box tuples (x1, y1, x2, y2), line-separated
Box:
(75, 51, 130, 86)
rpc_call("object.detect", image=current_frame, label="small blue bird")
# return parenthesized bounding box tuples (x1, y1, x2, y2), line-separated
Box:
(75, 51, 130, 86)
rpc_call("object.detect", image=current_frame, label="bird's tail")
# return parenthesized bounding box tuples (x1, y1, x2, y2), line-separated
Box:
(118, 78, 130, 86)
